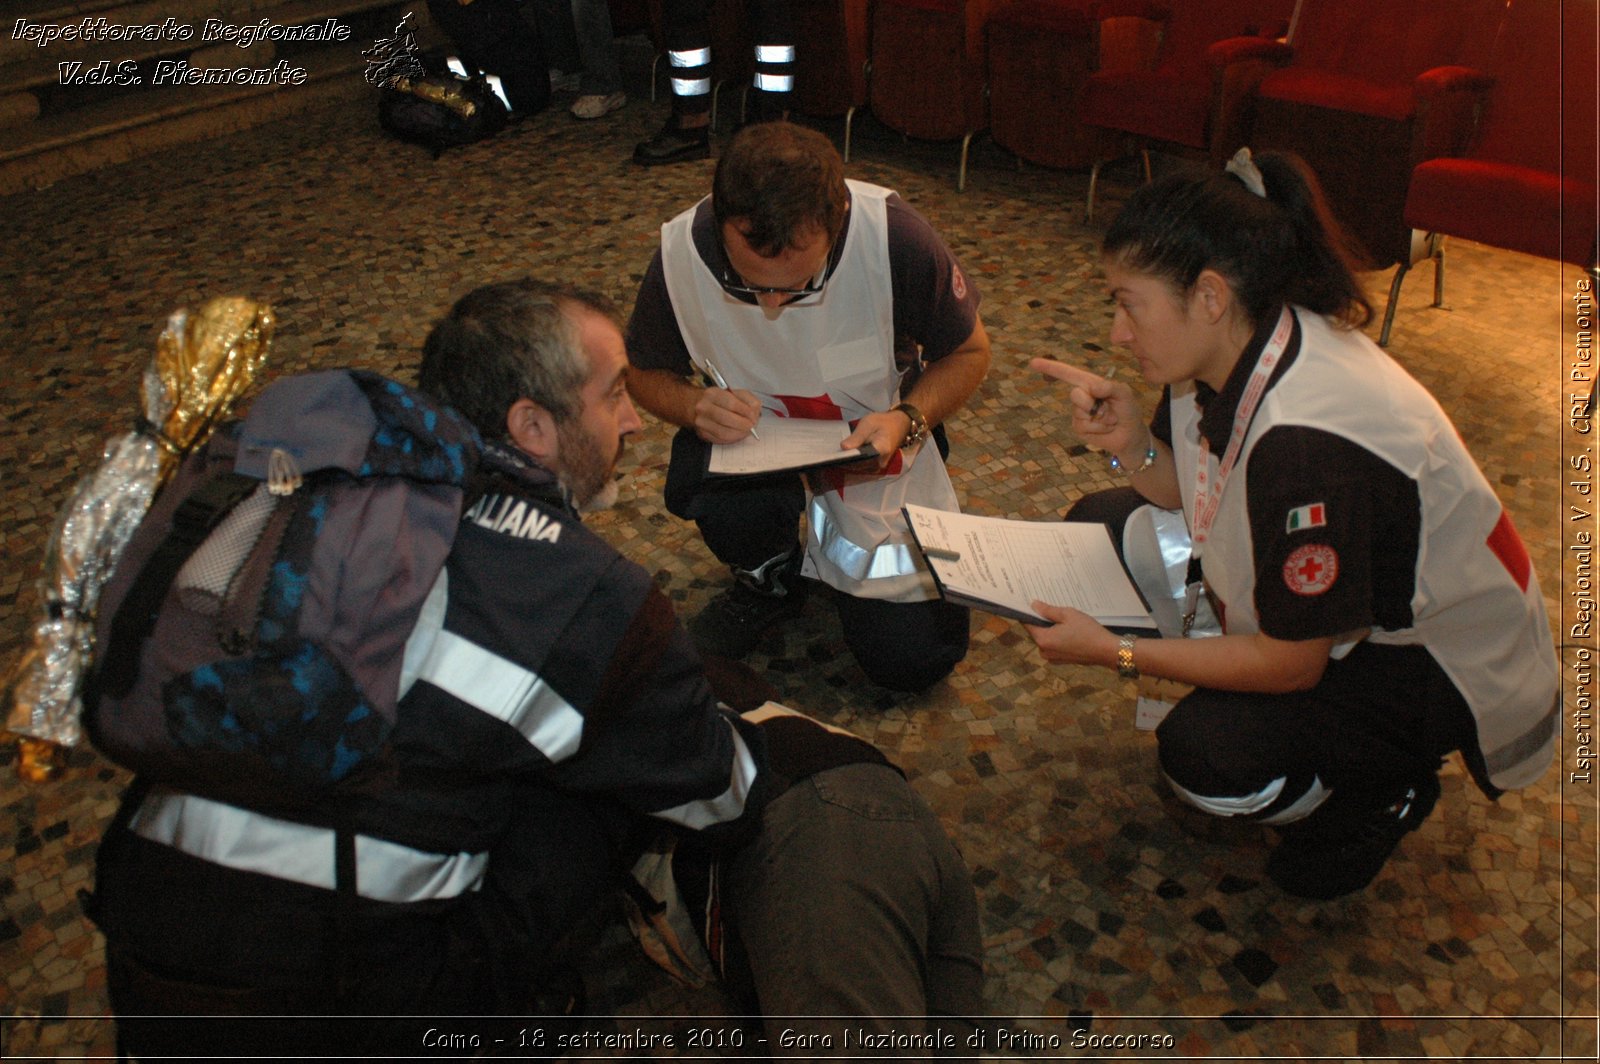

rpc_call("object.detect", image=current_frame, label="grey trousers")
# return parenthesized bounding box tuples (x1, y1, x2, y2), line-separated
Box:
(528, 0, 622, 94)
(723, 762, 985, 1056)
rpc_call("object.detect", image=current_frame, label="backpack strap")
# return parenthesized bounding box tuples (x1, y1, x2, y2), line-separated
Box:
(332, 826, 361, 999)
(91, 472, 261, 702)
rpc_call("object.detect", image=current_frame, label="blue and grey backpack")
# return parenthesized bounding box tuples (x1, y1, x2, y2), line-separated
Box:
(84, 370, 481, 816)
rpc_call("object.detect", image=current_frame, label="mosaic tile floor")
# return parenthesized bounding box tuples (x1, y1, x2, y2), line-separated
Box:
(1, 51, 1596, 1061)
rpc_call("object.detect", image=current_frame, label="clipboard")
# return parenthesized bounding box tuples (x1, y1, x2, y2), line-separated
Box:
(902, 504, 1158, 633)
(706, 414, 878, 477)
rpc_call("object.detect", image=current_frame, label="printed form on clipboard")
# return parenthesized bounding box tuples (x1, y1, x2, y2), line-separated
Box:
(706, 413, 877, 476)
(902, 504, 1157, 632)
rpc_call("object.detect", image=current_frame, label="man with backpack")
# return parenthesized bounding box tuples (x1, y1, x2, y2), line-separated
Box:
(89, 281, 777, 1056)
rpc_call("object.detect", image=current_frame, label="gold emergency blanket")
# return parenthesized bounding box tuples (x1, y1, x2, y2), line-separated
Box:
(4, 298, 273, 777)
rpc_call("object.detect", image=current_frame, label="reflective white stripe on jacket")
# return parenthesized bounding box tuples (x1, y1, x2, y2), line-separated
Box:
(129, 789, 489, 902)
(402, 567, 761, 829)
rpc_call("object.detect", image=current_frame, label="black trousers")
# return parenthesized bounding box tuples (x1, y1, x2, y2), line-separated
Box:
(659, 0, 793, 117)
(1157, 641, 1478, 828)
(426, 0, 551, 114)
(666, 427, 970, 691)
(1065, 487, 1482, 826)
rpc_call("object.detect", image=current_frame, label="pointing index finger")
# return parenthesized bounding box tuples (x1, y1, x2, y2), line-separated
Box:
(1030, 358, 1106, 390)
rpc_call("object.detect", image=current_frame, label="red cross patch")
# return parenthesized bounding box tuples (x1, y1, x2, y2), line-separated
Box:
(1283, 543, 1339, 597)
(952, 265, 967, 301)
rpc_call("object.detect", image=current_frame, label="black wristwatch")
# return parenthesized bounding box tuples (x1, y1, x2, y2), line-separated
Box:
(892, 402, 929, 448)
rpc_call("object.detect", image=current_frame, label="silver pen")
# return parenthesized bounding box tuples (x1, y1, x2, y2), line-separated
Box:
(1089, 367, 1118, 420)
(703, 359, 760, 440)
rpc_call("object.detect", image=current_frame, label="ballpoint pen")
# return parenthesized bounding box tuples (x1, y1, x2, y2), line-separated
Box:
(702, 359, 760, 440)
(1089, 367, 1117, 420)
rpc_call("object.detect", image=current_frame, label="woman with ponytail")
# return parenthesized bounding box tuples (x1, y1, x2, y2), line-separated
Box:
(1029, 150, 1557, 900)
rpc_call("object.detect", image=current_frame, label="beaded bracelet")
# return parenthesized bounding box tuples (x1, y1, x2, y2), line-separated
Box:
(1108, 435, 1157, 476)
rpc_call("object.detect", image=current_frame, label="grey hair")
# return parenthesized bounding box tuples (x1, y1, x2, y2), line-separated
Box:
(418, 279, 621, 435)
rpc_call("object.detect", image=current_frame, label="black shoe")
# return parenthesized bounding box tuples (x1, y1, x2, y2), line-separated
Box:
(687, 579, 806, 658)
(632, 120, 710, 166)
(1266, 773, 1441, 900)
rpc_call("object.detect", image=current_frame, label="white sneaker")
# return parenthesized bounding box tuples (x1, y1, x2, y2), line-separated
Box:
(571, 91, 626, 119)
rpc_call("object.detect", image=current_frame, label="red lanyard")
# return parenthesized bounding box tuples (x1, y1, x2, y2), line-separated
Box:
(1182, 306, 1295, 633)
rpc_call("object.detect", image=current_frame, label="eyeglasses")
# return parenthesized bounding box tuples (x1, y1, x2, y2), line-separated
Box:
(716, 235, 842, 301)
(717, 268, 828, 299)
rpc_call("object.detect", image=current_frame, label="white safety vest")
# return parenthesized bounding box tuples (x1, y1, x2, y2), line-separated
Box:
(661, 180, 959, 602)
(1167, 309, 1557, 791)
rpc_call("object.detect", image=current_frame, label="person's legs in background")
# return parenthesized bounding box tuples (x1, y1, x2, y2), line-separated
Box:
(634, 0, 714, 164)
(426, 0, 552, 114)
(744, 0, 793, 124)
(524, 0, 583, 90)
(568, 0, 628, 118)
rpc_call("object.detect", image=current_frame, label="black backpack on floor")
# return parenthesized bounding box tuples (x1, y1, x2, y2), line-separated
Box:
(379, 71, 510, 157)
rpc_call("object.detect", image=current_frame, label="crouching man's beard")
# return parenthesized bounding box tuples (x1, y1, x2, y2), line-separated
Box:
(578, 477, 620, 513)
(557, 418, 625, 513)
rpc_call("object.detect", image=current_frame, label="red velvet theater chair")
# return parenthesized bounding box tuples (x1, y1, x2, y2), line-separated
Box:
(1244, 0, 1503, 271)
(788, 0, 873, 159)
(982, 0, 1113, 176)
(1387, 0, 1599, 345)
(866, 0, 996, 189)
(1077, 0, 1295, 221)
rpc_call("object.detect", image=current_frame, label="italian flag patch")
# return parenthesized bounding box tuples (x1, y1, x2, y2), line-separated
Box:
(1285, 502, 1326, 533)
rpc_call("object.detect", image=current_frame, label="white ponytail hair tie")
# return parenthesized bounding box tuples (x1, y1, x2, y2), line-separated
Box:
(1226, 147, 1267, 198)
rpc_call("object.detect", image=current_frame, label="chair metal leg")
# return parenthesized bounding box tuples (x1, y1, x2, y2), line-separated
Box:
(650, 53, 661, 102)
(1381, 230, 1447, 346)
(843, 105, 857, 161)
(957, 131, 974, 192)
(1430, 233, 1446, 307)
(1379, 260, 1411, 347)
(1087, 149, 1152, 222)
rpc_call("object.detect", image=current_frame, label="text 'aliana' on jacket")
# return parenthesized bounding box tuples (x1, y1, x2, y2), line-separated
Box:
(464, 494, 564, 543)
